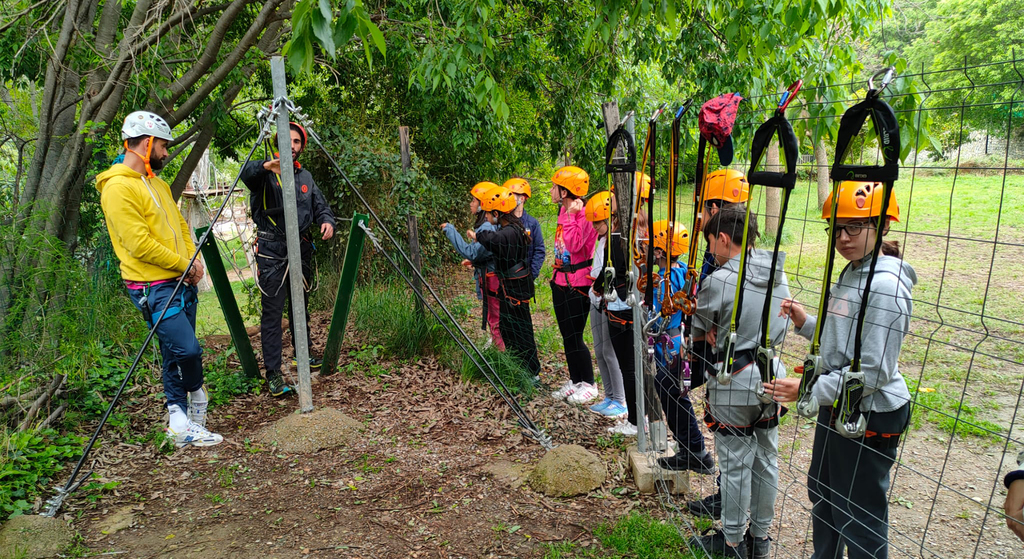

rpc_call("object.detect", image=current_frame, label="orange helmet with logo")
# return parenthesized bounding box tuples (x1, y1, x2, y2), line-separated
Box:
(651, 220, 689, 259)
(503, 178, 531, 198)
(636, 172, 652, 200)
(471, 181, 499, 202)
(822, 181, 900, 222)
(584, 191, 612, 222)
(480, 186, 518, 213)
(551, 166, 589, 197)
(702, 169, 749, 204)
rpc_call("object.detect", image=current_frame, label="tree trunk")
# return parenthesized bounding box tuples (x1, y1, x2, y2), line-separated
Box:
(815, 137, 829, 208)
(764, 141, 781, 238)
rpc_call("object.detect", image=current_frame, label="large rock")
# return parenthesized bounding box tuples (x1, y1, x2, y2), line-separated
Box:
(255, 407, 364, 454)
(527, 444, 606, 497)
(0, 515, 74, 558)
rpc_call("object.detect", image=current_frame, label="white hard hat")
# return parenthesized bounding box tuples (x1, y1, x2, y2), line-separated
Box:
(121, 111, 174, 142)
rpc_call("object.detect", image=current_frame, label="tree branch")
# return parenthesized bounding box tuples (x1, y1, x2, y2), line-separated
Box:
(157, 0, 252, 109)
(170, 0, 287, 124)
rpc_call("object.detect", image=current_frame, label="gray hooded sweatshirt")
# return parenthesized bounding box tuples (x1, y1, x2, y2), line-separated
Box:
(695, 249, 792, 409)
(794, 255, 916, 413)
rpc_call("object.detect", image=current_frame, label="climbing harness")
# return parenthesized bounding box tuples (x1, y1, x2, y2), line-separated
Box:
(43, 103, 281, 518)
(747, 80, 802, 403)
(795, 69, 901, 438)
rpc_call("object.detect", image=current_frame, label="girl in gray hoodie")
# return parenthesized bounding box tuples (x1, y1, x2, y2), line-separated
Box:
(765, 182, 915, 559)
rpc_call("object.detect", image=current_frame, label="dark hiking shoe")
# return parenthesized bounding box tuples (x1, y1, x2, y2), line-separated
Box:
(746, 531, 770, 559)
(688, 529, 747, 559)
(657, 449, 716, 474)
(291, 357, 323, 370)
(686, 491, 722, 519)
(266, 370, 293, 397)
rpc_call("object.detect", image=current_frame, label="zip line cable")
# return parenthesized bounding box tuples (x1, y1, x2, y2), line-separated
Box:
(283, 101, 552, 450)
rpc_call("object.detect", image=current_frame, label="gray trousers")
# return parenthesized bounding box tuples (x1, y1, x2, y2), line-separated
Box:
(713, 404, 779, 544)
(590, 305, 625, 404)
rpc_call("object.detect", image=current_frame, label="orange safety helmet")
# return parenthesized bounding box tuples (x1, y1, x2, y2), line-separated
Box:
(702, 169, 749, 204)
(551, 165, 589, 197)
(481, 186, 518, 213)
(471, 181, 500, 202)
(651, 220, 689, 259)
(503, 177, 531, 198)
(636, 172, 652, 200)
(584, 191, 612, 222)
(822, 181, 900, 222)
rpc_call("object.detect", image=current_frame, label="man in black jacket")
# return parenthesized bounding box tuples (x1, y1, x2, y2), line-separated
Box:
(240, 122, 336, 396)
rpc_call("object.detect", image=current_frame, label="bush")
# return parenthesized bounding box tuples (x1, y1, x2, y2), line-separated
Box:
(0, 429, 83, 520)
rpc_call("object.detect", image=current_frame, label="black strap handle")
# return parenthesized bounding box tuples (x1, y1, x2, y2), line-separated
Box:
(747, 113, 799, 190)
(830, 94, 900, 183)
(605, 127, 636, 174)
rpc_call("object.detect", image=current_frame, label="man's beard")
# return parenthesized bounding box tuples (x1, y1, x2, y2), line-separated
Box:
(150, 155, 167, 171)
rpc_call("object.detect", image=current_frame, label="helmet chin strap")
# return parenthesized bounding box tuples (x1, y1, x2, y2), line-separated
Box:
(124, 136, 156, 178)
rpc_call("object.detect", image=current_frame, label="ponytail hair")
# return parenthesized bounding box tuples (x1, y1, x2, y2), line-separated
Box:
(881, 240, 902, 258)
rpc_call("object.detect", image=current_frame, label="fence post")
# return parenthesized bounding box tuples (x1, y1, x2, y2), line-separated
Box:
(400, 125, 424, 316)
(321, 213, 369, 375)
(195, 226, 260, 379)
(270, 56, 314, 413)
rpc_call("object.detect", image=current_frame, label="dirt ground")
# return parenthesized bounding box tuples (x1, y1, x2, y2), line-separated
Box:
(59, 312, 1020, 559)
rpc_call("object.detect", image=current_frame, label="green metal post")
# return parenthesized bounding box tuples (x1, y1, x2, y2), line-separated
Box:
(321, 213, 369, 375)
(195, 227, 261, 379)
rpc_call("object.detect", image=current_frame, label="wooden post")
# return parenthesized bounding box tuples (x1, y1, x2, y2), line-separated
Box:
(400, 126, 424, 315)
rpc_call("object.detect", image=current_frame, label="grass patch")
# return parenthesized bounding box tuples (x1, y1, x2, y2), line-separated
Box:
(543, 511, 699, 558)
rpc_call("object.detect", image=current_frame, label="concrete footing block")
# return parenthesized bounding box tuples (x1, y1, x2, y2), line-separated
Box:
(627, 444, 693, 496)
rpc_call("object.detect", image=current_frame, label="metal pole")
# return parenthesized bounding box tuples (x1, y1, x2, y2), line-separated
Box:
(270, 56, 313, 413)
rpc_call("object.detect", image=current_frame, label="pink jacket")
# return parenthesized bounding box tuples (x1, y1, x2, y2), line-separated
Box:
(551, 206, 597, 287)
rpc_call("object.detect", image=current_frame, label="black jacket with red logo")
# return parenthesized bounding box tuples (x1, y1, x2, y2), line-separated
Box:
(240, 160, 336, 238)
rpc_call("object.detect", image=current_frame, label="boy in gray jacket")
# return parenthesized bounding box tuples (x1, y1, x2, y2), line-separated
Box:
(689, 207, 790, 559)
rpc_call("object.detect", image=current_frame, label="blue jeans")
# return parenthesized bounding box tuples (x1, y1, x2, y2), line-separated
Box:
(128, 282, 203, 411)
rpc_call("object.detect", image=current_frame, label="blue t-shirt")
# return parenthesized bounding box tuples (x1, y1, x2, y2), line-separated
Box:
(652, 263, 687, 365)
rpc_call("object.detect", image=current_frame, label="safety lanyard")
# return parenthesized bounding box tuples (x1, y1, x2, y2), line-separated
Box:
(795, 68, 901, 437)
(641, 104, 667, 308)
(603, 111, 636, 303)
(745, 81, 802, 401)
(661, 101, 693, 319)
(716, 179, 755, 385)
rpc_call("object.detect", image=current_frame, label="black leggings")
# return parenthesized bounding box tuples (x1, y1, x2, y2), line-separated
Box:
(499, 297, 541, 376)
(550, 282, 594, 384)
(607, 308, 636, 424)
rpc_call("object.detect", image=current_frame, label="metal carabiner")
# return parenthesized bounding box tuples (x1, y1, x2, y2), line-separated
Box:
(867, 67, 897, 98)
(777, 79, 803, 115)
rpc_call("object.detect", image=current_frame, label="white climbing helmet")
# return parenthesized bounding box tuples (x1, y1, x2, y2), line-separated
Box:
(121, 111, 174, 142)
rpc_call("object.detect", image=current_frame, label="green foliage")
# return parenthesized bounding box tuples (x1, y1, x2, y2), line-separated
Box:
(0, 429, 84, 520)
(904, 0, 1024, 152)
(203, 346, 263, 407)
(544, 511, 697, 558)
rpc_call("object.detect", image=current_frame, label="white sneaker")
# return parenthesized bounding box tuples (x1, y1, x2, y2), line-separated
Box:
(482, 337, 493, 350)
(551, 380, 576, 400)
(566, 382, 599, 404)
(607, 419, 638, 436)
(167, 422, 224, 448)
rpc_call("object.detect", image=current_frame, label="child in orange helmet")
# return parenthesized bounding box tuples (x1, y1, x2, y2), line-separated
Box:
(765, 182, 914, 559)
(548, 166, 599, 404)
(442, 182, 504, 351)
(472, 187, 541, 377)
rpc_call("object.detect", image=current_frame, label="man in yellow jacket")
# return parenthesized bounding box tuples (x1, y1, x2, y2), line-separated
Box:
(96, 110, 222, 448)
